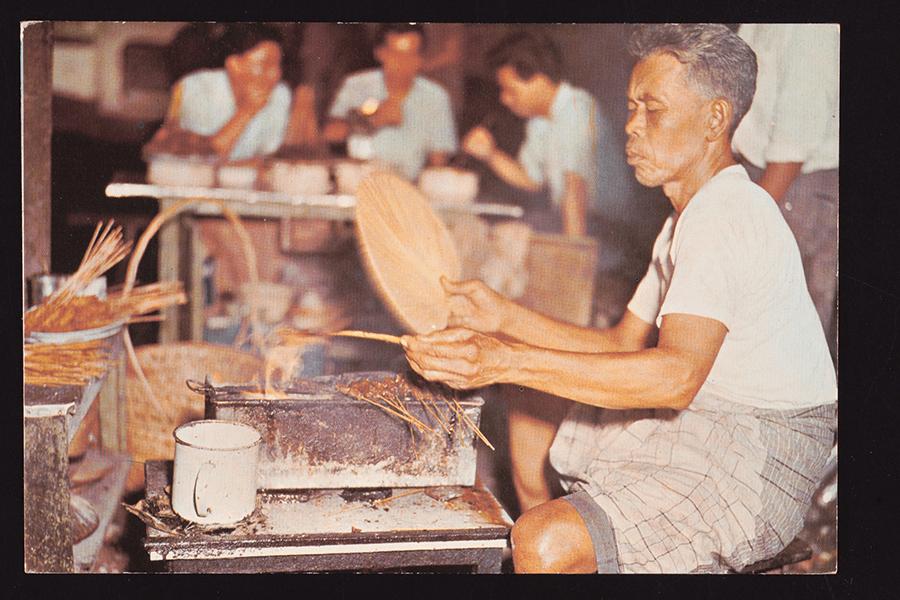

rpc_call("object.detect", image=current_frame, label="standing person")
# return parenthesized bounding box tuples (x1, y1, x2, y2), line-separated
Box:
(732, 24, 840, 360)
(146, 23, 292, 161)
(402, 24, 836, 574)
(322, 23, 458, 180)
(460, 30, 601, 515)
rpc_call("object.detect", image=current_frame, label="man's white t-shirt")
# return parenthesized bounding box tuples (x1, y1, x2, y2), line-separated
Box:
(626, 165, 837, 410)
(731, 24, 840, 174)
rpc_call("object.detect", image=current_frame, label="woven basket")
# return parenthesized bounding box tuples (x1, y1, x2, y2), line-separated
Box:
(124, 342, 263, 492)
(121, 198, 263, 492)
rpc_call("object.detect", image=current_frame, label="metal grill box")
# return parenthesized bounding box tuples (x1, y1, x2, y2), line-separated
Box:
(200, 372, 484, 490)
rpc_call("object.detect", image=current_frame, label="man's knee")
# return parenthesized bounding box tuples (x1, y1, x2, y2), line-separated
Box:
(510, 499, 597, 574)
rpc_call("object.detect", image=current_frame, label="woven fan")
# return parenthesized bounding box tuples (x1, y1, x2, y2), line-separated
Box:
(355, 172, 462, 334)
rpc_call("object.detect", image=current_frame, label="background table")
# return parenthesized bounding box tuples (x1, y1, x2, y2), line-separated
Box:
(106, 178, 523, 343)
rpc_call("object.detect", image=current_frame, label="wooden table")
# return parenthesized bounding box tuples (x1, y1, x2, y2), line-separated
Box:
(143, 461, 513, 573)
(105, 177, 524, 343)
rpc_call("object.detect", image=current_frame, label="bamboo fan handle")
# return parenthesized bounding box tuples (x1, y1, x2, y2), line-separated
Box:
(121, 198, 262, 412)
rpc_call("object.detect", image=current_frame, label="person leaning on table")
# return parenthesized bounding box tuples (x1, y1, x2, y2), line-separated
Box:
(462, 30, 599, 238)
(147, 24, 314, 161)
(401, 24, 837, 574)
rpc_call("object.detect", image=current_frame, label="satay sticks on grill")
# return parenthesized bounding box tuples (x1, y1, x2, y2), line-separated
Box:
(336, 374, 494, 450)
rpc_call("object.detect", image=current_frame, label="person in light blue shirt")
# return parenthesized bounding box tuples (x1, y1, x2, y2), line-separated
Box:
(147, 24, 292, 162)
(462, 31, 599, 238)
(323, 24, 458, 180)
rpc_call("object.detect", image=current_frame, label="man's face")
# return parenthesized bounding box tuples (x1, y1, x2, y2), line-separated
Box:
(496, 65, 545, 118)
(376, 32, 424, 79)
(227, 40, 283, 94)
(625, 52, 711, 188)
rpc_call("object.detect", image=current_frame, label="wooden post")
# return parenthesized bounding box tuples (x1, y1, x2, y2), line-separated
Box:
(157, 198, 182, 343)
(24, 415, 74, 572)
(188, 218, 207, 342)
(22, 21, 53, 308)
(98, 351, 128, 452)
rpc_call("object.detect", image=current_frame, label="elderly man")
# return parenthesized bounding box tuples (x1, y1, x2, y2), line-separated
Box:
(402, 24, 837, 574)
(322, 23, 458, 180)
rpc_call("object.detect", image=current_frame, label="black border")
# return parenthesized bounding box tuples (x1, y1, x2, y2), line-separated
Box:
(8, 0, 900, 597)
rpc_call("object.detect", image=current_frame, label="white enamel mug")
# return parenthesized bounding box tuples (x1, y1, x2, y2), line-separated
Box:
(171, 420, 261, 525)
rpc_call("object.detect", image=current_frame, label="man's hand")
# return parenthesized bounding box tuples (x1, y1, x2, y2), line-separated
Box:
(234, 80, 274, 114)
(145, 127, 214, 156)
(442, 276, 512, 333)
(283, 84, 321, 148)
(758, 161, 803, 204)
(368, 94, 405, 128)
(462, 126, 497, 161)
(401, 328, 514, 390)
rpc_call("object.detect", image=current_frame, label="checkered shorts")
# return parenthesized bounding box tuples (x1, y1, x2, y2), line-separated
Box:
(549, 393, 836, 573)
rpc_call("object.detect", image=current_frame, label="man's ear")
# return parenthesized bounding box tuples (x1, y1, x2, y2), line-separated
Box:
(706, 98, 732, 141)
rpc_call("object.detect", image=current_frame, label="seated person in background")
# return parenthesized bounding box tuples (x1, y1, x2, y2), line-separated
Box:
(146, 24, 292, 161)
(322, 23, 458, 180)
(402, 24, 836, 574)
(462, 31, 599, 238)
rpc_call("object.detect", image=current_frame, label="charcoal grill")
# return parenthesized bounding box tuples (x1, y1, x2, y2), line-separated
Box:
(196, 371, 485, 490)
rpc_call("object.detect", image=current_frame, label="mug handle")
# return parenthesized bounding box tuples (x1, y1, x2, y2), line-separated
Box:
(193, 461, 216, 517)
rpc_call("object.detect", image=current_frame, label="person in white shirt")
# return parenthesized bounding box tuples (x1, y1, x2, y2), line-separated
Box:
(146, 24, 293, 161)
(322, 23, 458, 180)
(401, 24, 836, 574)
(732, 24, 840, 360)
(462, 31, 599, 238)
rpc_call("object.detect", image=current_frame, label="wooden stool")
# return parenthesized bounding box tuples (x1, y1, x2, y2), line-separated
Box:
(142, 461, 513, 573)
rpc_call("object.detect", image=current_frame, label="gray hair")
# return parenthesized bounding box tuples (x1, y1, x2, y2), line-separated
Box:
(627, 24, 757, 133)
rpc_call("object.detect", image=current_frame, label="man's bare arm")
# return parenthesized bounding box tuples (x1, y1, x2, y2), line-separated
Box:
(758, 161, 803, 204)
(322, 118, 350, 144)
(485, 148, 543, 192)
(509, 313, 726, 409)
(561, 171, 588, 237)
(403, 313, 726, 411)
(442, 278, 654, 353)
(427, 151, 450, 167)
(209, 107, 261, 158)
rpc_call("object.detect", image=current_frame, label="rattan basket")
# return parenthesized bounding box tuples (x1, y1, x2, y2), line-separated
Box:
(121, 198, 264, 492)
(124, 342, 263, 492)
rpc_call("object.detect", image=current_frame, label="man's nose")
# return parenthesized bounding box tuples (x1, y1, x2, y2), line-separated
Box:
(624, 111, 641, 136)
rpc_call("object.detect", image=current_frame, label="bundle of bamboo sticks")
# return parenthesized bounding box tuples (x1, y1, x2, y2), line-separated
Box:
(24, 340, 110, 386)
(24, 221, 186, 335)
